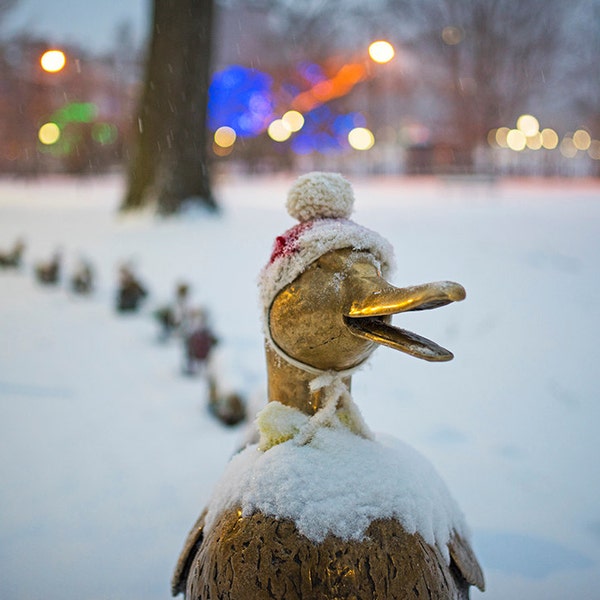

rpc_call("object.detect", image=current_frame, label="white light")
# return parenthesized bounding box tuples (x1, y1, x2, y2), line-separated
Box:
(267, 119, 292, 142)
(506, 129, 526, 152)
(348, 127, 375, 150)
(516, 114, 539, 137)
(282, 111, 304, 132)
(40, 50, 66, 73)
(368, 41, 395, 64)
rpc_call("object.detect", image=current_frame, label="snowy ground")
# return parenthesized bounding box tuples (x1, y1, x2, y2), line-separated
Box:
(0, 173, 599, 599)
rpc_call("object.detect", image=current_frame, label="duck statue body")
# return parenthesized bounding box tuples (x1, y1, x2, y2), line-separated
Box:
(172, 172, 485, 599)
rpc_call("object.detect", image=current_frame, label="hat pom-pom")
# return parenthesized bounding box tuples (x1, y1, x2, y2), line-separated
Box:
(286, 172, 354, 222)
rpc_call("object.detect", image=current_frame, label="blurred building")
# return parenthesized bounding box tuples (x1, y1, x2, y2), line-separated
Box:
(0, 36, 139, 175)
(1, 3, 598, 178)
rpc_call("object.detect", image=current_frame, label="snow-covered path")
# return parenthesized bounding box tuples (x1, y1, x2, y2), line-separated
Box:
(1, 174, 599, 599)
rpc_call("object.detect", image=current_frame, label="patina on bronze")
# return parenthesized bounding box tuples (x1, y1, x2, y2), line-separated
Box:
(172, 244, 484, 599)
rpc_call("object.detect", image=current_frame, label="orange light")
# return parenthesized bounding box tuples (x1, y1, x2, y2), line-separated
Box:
(40, 50, 66, 73)
(292, 63, 367, 113)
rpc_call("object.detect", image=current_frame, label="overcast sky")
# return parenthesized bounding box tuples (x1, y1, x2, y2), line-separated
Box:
(3, 0, 150, 53)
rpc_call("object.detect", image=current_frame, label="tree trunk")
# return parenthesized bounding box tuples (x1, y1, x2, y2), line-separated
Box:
(121, 0, 217, 215)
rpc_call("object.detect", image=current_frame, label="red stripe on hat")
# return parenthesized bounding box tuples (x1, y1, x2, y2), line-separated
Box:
(269, 221, 316, 263)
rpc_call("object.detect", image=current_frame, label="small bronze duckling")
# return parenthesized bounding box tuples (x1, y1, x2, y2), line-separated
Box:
(173, 172, 484, 599)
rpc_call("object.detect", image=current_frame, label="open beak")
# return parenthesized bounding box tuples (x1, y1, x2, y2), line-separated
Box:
(344, 279, 466, 362)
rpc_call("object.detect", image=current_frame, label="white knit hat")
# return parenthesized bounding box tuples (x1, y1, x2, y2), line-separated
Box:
(259, 172, 395, 314)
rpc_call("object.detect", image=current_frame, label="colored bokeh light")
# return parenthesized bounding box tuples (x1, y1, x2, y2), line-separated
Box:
(40, 50, 66, 73)
(588, 140, 600, 160)
(495, 127, 510, 148)
(516, 114, 539, 137)
(209, 65, 274, 137)
(214, 126, 237, 148)
(559, 137, 577, 158)
(541, 128, 559, 149)
(38, 122, 61, 145)
(288, 106, 367, 155)
(526, 132, 542, 150)
(506, 129, 526, 151)
(348, 127, 375, 150)
(442, 26, 464, 45)
(267, 119, 292, 142)
(282, 110, 304, 132)
(368, 41, 395, 64)
(573, 129, 591, 151)
(91, 123, 118, 145)
(54, 102, 98, 125)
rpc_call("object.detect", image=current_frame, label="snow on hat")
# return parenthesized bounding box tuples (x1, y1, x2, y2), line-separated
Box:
(259, 172, 395, 316)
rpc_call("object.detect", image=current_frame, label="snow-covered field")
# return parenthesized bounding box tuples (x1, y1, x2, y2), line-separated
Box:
(0, 173, 598, 599)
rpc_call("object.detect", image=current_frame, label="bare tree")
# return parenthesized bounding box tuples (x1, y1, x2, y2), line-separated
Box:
(387, 0, 569, 167)
(0, 0, 18, 25)
(122, 0, 217, 215)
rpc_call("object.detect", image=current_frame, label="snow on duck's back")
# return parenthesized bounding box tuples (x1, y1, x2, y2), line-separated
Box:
(203, 425, 469, 561)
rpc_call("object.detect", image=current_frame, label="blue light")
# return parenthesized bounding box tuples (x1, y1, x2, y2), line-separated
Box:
(208, 65, 274, 136)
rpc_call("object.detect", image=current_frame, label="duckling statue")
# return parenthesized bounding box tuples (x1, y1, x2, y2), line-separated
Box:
(172, 172, 485, 599)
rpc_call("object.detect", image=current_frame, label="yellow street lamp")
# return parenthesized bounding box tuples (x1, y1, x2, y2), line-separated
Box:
(40, 49, 66, 73)
(368, 41, 395, 64)
(38, 122, 61, 145)
(348, 127, 375, 150)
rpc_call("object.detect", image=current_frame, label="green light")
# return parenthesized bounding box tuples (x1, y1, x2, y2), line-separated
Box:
(52, 102, 98, 125)
(91, 122, 118, 145)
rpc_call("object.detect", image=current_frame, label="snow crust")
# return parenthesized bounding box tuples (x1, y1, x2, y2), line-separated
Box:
(203, 422, 469, 561)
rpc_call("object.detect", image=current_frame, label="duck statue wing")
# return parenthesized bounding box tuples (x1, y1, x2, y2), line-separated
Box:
(172, 509, 207, 596)
(449, 531, 486, 592)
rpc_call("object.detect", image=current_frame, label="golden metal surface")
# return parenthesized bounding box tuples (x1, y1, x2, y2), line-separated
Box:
(179, 507, 484, 599)
(267, 248, 465, 413)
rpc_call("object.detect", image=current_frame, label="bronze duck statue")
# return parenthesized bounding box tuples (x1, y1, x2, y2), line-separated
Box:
(172, 172, 485, 599)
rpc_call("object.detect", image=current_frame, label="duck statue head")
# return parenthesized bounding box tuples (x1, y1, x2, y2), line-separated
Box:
(172, 172, 484, 599)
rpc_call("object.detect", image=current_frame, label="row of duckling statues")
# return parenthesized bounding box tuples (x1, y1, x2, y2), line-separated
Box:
(0, 239, 95, 296)
(172, 172, 485, 599)
(0, 237, 246, 428)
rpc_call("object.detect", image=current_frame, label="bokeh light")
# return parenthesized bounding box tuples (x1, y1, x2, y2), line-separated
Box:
(91, 123, 118, 145)
(38, 122, 61, 145)
(267, 119, 292, 142)
(526, 132, 542, 150)
(573, 129, 591, 151)
(282, 110, 305, 132)
(209, 65, 274, 137)
(368, 41, 395, 64)
(55, 102, 98, 124)
(559, 137, 577, 158)
(588, 140, 600, 160)
(214, 126, 237, 148)
(441, 26, 464, 45)
(348, 127, 375, 150)
(40, 50, 66, 73)
(516, 114, 539, 137)
(495, 127, 510, 148)
(506, 129, 526, 151)
(541, 128, 559, 149)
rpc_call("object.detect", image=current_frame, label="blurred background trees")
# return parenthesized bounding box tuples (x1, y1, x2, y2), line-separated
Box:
(1, 0, 599, 192)
(386, 0, 569, 169)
